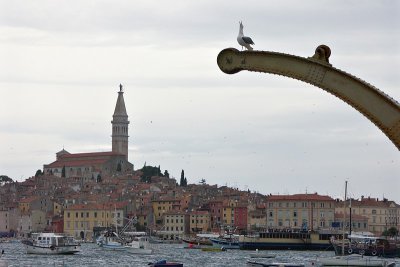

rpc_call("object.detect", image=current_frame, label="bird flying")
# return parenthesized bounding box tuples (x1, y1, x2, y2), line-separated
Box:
(237, 21, 255, 50)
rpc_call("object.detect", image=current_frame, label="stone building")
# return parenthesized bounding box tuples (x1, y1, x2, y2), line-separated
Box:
(43, 85, 133, 179)
(266, 193, 336, 231)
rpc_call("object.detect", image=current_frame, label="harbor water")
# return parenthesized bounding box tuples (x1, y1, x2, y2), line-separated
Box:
(0, 242, 398, 267)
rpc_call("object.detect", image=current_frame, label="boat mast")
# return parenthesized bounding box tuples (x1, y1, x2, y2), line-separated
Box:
(342, 181, 348, 256)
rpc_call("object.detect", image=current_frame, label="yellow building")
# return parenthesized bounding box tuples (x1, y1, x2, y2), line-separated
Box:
(222, 206, 234, 227)
(64, 203, 125, 240)
(266, 193, 336, 230)
(152, 198, 181, 225)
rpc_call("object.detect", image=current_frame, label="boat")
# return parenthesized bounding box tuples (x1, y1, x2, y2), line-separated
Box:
(239, 229, 336, 250)
(331, 235, 400, 258)
(182, 237, 212, 246)
(247, 261, 305, 267)
(21, 233, 80, 255)
(97, 230, 153, 254)
(318, 255, 396, 266)
(201, 247, 226, 252)
(210, 234, 240, 249)
(97, 215, 153, 254)
(126, 235, 153, 254)
(148, 260, 183, 267)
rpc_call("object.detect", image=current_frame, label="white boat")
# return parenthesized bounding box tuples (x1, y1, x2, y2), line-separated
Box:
(318, 255, 396, 267)
(126, 235, 153, 254)
(97, 230, 153, 254)
(247, 261, 304, 267)
(22, 233, 80, 255)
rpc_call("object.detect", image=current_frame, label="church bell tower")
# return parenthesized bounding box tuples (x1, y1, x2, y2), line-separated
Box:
(112, 84, 130, 160)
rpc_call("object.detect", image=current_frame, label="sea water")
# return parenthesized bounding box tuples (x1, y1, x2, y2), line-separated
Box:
(0, 241, 394, 267)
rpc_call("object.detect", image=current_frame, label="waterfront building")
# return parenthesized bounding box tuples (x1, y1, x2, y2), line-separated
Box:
(266, 193, 336, 230)
(335, 196, 400, 235)
(160, 210, 190, 239)
(43, 85, 133, 179)
(234, 206, 248, 231)
(334, 212, 369, 233)
(222, 205, 234, 227)
(63, 202, 126, 240)
(189, 210, 210, 233)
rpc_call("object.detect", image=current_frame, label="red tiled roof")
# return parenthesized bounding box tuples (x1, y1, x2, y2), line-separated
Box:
(45, 159, 109, 168)
(60, 151, 121, 158)
(267, 193, 334, 201)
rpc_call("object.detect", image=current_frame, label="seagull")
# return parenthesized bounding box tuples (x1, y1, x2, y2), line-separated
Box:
(237, 21, 255, 50)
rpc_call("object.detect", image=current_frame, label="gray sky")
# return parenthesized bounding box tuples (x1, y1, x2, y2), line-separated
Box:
(0, 0, 399, 202)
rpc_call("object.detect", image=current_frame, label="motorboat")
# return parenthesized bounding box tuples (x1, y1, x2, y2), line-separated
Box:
(22, 233, 80, 255)
(247, 261, 305, 267)
(318, 255, 396, 267)
(210, 234, 240, 249)
(148, 260, 183, 267)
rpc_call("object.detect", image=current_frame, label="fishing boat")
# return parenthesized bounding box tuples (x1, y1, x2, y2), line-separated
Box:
(22, 233, 80, 255)
(318, 255, 396, 266)
(97, 230, 153, 254)
(210, 234, 240, 249)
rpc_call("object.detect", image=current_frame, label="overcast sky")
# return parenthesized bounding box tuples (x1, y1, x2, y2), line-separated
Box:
(0, 0, 399, 203)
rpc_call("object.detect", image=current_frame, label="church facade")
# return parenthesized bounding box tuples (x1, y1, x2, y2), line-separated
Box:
(43, 85, 133, 179)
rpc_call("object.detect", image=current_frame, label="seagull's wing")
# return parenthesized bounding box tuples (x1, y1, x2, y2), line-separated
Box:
(242, 36, 254, 45)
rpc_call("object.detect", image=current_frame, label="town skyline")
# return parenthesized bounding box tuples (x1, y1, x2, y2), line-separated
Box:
(0, 1, 399, 203)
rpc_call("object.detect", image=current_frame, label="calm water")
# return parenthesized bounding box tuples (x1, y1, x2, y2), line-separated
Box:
(0, 242, 397, 267)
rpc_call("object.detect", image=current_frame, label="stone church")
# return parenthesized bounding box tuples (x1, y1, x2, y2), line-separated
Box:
(43, 85, 134, 179)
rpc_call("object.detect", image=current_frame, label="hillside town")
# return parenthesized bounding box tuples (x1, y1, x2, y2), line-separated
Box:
(1, 86, 399, 243)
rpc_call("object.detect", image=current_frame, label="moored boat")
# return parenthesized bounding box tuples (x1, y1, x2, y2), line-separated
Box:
(239, 229, 335, 250)
(247, 261, 305, 267)
(330, 235, 400, 258)
(148, 260, 183, 267)
(318, 255, 396, 266)
(22, 233, 80, 255)
(210, 234, 240, 249)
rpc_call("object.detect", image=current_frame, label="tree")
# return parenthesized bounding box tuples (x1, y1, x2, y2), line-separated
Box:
(199, 178, 206, 185)
(35, 169, 43, 177)
(0, 175, 13, 183)
(383, 227, 399, 237)
(180, 170, 185, 186)
(96, 174, 102, 183)
(164, 170, 170, 178)
(61, 166, 66, 178)
(140, 165, 163, 183)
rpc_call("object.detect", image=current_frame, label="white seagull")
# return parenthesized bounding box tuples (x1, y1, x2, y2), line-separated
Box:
(237, 21, 255, 50)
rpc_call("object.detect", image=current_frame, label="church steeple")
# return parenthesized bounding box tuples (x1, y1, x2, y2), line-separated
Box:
(111, 84, 130, 160)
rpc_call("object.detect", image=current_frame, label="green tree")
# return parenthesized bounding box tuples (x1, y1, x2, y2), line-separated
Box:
(180, 170, 185, 186)
(199, 178, 206, 185)
(383, 227, 399, 237)
(140, 165, 163, 183)
(35, 169, 43, 177)
(0, 175, 13, 183)
(164, 170, 169, 178)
